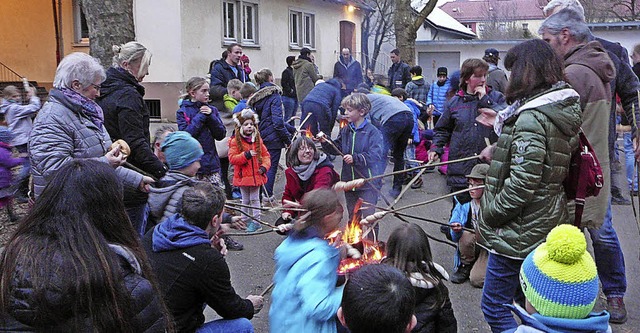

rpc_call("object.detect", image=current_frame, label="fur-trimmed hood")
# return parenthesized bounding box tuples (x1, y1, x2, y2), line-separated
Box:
(247, 84, 282, 107)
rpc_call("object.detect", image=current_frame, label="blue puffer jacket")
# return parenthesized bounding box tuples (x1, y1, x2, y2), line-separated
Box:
(302, 79, 343, 120)
(333, 57, 363, 93)
(405, 99, 421, 143)
(427, 79, 452, 116)
(431, 90, 505, 188)
(176, 100, 226, 175)
(269, 225, 344, 333)
(248, 83, 295, 150)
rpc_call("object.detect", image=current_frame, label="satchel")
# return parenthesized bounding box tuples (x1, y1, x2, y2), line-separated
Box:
(563, 131, 604, 228)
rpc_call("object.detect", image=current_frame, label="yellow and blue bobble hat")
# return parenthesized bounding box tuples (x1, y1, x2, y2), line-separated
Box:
(519, 224, 598, 319)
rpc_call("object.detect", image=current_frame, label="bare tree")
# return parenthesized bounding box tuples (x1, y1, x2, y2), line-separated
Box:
(81, 0, 135, 68)
(479, 0, 531, 39)
(361, 0, 395, 72)
(584, 0, 639, 22)
(393, 0, 438, 66)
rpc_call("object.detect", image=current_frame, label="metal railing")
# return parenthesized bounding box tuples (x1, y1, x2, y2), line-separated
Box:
(0, 61, 22, 83)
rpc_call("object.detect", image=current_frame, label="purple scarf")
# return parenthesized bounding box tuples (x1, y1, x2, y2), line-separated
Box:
(60, 87, 104, 130)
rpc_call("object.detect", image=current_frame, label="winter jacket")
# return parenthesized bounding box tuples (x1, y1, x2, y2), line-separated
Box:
(0, 143, 22, 192)
(322, 119, 384, 190)
(405, 99, 422, 143)
(563, 41, 615, 229)
(302, 78, 344, 125)
(333, 56, 363, 93)
(431, 90, 505, 188)
(410, 264, 457, 333)
(223, 94, 238, 113)
(367, 93, 412, 128)
(229, 135, 270, 187)
(281, 66, 297, 98)
(269, 226, 344, 333)
(406, 76, 430, 104)
(292, 58, 320, 102)
(426, 79, 452, 116)
(1, 96, 40, 146)
(29, 89, 143, 199)
(176, 100, 226, 175)
(143, 215, 254, 333)
(1, 244, 165, 332)
(282, 158, 339, 216)
(147, 171, 197, 225)
(209, 59, 247, 101)
(479, 84, 582, 259)
(508, 304, 612, 333)
(248, 83, 295, 149)
(388, 61, 411, 90)
(98, 67, 165, 179)
(486, 64, 509, 94)
(634, 63, 640, 78)
(233, 99, 248, 114)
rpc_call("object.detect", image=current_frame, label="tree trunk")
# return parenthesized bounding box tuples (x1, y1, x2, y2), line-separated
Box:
(393, 0, 437, 66)
(82, 0, 135, 68)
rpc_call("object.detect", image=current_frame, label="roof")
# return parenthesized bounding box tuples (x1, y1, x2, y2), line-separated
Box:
(588, 21, 640, 30)
(412, 0, 477, 38)
(322, 0, 374, 11)
(439, 0, 545, 22)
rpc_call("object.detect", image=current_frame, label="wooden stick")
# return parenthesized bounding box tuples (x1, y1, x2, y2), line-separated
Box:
(388, 161, 432, 209)
(124, 161, 158, 182)
(223, 204, 277, 229)
(292, 113, 313, 139)
(364, 155, 481, 182)
(260, 282, 275, 297)
(361, 202, 475, 233)
(226, 202, 307, 212)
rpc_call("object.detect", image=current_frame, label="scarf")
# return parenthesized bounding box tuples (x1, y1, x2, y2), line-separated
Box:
(293, 153, 327, 181)
(60, 87, 104, 130)
(493, 100, 521, 136)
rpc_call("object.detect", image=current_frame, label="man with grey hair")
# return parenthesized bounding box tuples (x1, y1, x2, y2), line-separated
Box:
(540, 8, 629, 324)
(333, 47, 363, 96)
(143, 182, 264, 332)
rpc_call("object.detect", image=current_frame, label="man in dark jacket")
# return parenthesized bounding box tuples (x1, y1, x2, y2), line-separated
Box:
(387, 48, 411, 90)
(333, 48, 363, 96)
(301, 78, 344, 136)
(482, 48, 508, 94)
(281, 55, 298, 120)
(143, 182, 263, 333)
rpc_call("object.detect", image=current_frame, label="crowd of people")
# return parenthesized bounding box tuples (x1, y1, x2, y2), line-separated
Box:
(0, 0, 639, 331)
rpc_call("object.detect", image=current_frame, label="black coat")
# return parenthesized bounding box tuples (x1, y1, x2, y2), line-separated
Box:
(333, 57, 363, 93)
(387, 61, 411, 90)
(98, 67, 166, 179)
(281, 66, 297, 98)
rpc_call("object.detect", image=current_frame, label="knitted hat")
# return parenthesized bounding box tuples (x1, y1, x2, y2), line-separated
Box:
(161, 131, 203, 170)
(519, 224, 598, 319)
(437, 67, 448, 76)
(233, 108, 260, 140)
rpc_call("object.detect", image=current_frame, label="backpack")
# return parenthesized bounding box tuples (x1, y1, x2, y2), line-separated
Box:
(563, 131, 604, 228)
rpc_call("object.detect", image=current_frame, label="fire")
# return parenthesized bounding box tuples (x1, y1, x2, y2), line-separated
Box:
(304, 125, 313, 138)
(340, 119, 348, 129)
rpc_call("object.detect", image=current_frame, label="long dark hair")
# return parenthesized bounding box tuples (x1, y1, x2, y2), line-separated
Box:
(504, 39, 565, 104)
(0, 160, 171, 332)
(382, 223, 448, 309)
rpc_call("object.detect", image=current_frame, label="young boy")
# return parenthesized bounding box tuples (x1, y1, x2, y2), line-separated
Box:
(449, 163, 489, 286)
(321, 93, 384, 227)
(391, 88, 423, 189)
(224, 79, 243, 113)
(511, 224, 610, 332)
(232, 82, 258, 114)
(404, 66, 429, 104)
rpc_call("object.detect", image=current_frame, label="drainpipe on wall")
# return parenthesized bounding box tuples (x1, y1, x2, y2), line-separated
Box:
(52, 0, 63, 64)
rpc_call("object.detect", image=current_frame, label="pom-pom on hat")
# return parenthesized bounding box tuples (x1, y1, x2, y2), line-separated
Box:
(519, 224, 598, 319)
(161, 131, 203, 170)
(233, 108, 259, 128)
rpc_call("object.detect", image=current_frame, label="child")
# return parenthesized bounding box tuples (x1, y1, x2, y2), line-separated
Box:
(449, 163, 489, 287)
(391, 87, 423, 189)
(405, 66, 429, 104)
(0, 122, 23, 222)
(269, 188, 345, 333)
(382, 223, 457, 333)
(232, 82, 258, 114)
(511, 224, 610, 333)
(1, 85, 40, 201)
(177, 77, 226, 189)
(224, 79, 243, 113)
(229, 109, 270, 233)
(322, 93, 383, 225)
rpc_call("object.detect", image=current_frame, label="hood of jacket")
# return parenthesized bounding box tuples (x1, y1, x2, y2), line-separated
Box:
(151, 213, 211, 252)
(148, 171, 195, 218)
(292, 58, 311, 70)
(324, 78, 343, 91)
(411, 76, 426, 86)
(274, 225, 336, 269)
(338, 56, 355, 68)
(0, 99, 13, 114)
(564, 41, 615, 86)
(100, 67, 145, 98)
(508, 304, 611, 333)
(247, 83, 282, 107)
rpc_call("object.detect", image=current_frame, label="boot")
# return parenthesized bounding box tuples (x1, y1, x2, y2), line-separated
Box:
(223, 235, 244, 251)
(450, 263, 472, 284)
(607, 296, 627, 324)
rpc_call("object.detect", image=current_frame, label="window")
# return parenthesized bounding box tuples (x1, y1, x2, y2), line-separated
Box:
(289, 10, 315, 49)
(222, 1, 259, 46)
(522, 23, 529, 30)
(73, 0, 89, 44)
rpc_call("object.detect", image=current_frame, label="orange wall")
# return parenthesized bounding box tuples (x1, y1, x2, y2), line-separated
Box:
(0, 0, 88, 86)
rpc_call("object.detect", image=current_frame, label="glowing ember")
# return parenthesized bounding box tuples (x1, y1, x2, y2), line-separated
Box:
(305, 125, 313, 138)
(338, 258, 364, 274)
(340, 119, 348, 129)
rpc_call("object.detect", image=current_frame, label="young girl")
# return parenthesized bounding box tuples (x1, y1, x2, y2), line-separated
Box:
(228, 109, 270, 233)
(0, 122, 23, 222)
(270, 188, 345, 333)
(383, 223, 457, 333)
(177, 77, 227, 189)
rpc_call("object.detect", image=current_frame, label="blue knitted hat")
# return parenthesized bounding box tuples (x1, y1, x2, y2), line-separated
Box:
(161, 131, 203, 170)
(519, 224, 598, 319)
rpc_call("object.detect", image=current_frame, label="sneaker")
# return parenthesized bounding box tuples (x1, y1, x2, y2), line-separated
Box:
(223, 235, 244, 251)
(450, 264, 472, 284)
(231, 188, 242, 200)
(246, 221, 263, 233)
(611, 195, 631, 205)
(410, 177, 423, 189)
(607, 296, 627, 324)
(261, 195, 275, 205)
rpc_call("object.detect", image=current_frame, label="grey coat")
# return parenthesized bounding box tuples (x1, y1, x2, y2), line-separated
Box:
(147, 171, 196, 224)
(29, 89, 143, 198)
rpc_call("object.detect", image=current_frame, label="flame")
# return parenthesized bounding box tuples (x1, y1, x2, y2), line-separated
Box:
(305, 125, 313, 138)
(338, 258, 363, 274)
(340, 119, 348, 129)
(342, 199, 363, 244)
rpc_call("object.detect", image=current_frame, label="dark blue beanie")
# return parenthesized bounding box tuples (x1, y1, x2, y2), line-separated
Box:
(161, 131, 203, 170)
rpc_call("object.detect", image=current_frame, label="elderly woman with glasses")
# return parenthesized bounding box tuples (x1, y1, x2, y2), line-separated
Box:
(29, 52, 153, 200)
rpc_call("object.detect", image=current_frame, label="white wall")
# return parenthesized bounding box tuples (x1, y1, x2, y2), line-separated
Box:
(592, 29, 639, 62)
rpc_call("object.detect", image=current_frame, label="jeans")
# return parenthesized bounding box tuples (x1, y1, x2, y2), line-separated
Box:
(282, 96, 298, 121)
(481, 253, 525, 333)
(623, 132, 637, 191)
(196, 318, 254, 333)
(404, 143, 419, 170)
(381, 112, 414, 191)
(264, 148, 282, 197)
(220, 157, 233, 199)
(587, 201, 627, 297)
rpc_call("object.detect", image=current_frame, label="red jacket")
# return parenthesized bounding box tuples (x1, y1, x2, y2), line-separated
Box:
(229, 136, 270, 187)
(282, 163, 339, 216)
